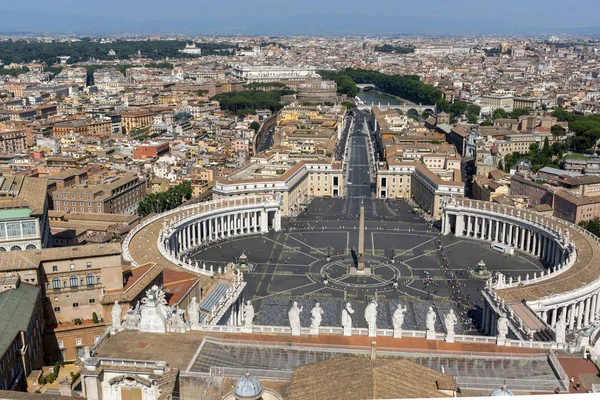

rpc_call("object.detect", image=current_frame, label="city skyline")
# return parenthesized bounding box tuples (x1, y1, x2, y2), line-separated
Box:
(2, 0, 600, 35)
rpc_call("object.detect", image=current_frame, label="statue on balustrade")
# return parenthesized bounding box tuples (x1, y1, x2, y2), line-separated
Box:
(364, 299, 378, 338)
(342, 302, 355, 336)
(310, 302, 324, 329)
(426, 306, 436, 332)
(243, 300, 255, 327)
(187, 297, 200, 329)
(288, 301, 303, 336)
(392, 304, 406, 338)
(444, 309, 458, 342)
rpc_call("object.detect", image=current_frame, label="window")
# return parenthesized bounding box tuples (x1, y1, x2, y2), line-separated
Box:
(86, 274, 94, 285)
(52, 278, 60, 289)
(53, 307, 60, 312)
(86, 262, 92, 269)
(52, 265, 58, 272)
(70, 275, 78, 287)
(97, 277, 101, 284)
(89, 299, 95, 304)
(70, 264, 75, 271)
(58, 341, 64, 348)
(75, 338, 82, 346)
(73, 303, 79, 308)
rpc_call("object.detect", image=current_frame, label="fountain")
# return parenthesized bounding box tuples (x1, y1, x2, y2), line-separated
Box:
(470, 259, 492, 280)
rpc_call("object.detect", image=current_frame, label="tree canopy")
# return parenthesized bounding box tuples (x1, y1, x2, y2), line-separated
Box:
(580, 217, 600, 237)
(0, 39, 235, 65)
(212, 89, 293, 113)
(137, 181, 193, 218)
(322, 68, 442, 105)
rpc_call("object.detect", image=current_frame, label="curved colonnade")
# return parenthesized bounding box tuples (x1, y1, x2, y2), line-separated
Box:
(123, 195, 282, 276)
(442, 198, 600, 340)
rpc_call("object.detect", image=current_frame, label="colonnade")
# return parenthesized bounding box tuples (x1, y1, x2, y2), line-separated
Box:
(170, 209, 279, 257)
(443, 212, 567, 267)
(541, 294, 600, 330)
(441, 198, 600, 335)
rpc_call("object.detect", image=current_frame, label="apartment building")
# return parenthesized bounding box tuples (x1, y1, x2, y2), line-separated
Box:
(132, 142, 170, 159)
(120, 110, 154, 134)
(479, 93, 515, 112)
(375, 162, 464, 219)
(0, 130, 27, 154)
(213, 154, 343, 216)
(52, 119, 113, 138)
(52, 173, 146, 215)
(0, 176, 51, 252)
(0, 278, 44, 391)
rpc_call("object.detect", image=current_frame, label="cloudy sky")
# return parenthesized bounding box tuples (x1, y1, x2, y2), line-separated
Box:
(2, 0, 599, 35)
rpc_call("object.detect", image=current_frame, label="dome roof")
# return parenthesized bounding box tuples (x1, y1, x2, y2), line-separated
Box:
(490, 386, 514, 396)
(234, 373, 263, 400)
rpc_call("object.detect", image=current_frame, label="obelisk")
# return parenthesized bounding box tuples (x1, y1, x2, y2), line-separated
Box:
(357, 201, 365, 271)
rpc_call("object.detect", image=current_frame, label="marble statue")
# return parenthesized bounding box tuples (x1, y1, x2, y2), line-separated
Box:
(555, 315, 567, 345)
(310, 303, 324, 330)
(365, 300, 378, 338)
(168, 309, 187, 333)
(111, 300, 122, 331)
(243, 301, 255, 328)
(392, 304, 406, 338)
(497, 314, 509, 344)
(139, 285, 168, 334)
(341, 302, 355, 336)
(288, 301, 303, 336)
(444, 310, 458, 343)
(187, 297, 200, 329)
(426, 306, 436, 332)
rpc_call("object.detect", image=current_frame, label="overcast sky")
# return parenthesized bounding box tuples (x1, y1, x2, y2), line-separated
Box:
(2, 0, 600, 35)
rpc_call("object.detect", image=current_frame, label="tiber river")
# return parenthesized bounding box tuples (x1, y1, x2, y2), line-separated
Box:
(356, 90, 405, 106)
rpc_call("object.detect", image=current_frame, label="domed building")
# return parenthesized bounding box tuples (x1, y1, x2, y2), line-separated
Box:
(489, 385, 514, 396)
(222, 373, 282, 400)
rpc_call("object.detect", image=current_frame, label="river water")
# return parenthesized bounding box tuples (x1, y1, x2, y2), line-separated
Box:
(356, 90, 405, 106)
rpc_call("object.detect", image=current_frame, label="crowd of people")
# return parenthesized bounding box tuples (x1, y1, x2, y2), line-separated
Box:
(434, 238, 478, 332)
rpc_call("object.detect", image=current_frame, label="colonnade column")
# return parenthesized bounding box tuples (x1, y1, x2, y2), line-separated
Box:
(577, 301, 584, 329)
(569, 303, 576, 330)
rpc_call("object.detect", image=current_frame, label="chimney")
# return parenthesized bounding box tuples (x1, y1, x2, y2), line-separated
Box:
(370, 341, 377, 360)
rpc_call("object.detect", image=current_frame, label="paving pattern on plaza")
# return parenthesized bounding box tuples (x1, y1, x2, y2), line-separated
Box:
(192, 199, 546, 333)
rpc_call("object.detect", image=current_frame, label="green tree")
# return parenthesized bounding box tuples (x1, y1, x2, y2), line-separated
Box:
(580, 217, 600, 238)
(498, 160, 504, 172)
(250, 121, 260, 131)
(237, 108, 257, 117)
(335, 75, 358, 97)
(449, 101, 467, 118)
(466, 104, 481, 116)
(480, 119, 493, 126)
(467, 114, 478, 124)
(542, 137, 551, 157)
(551, 124, 566, 137)
(341, 101, 356, 109)
(492, 108, 507, 120)
(509, 108, 530, 119)
(552, 107, 571, 122)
